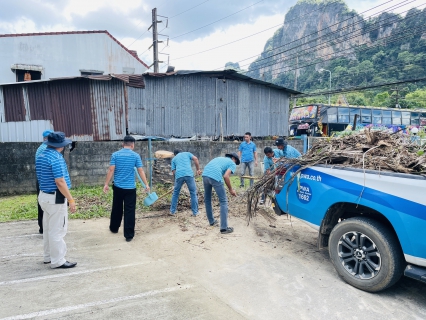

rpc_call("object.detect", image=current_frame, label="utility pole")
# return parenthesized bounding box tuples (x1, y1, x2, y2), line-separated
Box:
(293, 54, 298, 108)
(148, 8, 168, 72)
(390, 86, 405, 108)
(152, 8, 159, 73)
(294, 55, 298, 91)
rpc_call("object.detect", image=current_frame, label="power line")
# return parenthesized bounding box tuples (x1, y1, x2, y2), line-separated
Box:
(213, 0, 403, 70)
(238, 0, 420, 73)
(127, 0, 210, 48)
(169, 0, 264, 40)
(137, 25, 168, 64)
(242, 3, 426, 77)
(170, 0, 342, 61)
(267, 22, 426, 79)
(264, 24, 426, 81)
(169, 0, 211, 19)
(127, 30, 151, 48)
(236, 25, 426, 94)
(323, 54, 426, 83)
(294, 77, 426, 98)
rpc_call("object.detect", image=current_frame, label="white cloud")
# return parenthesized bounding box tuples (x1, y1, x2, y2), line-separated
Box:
(1, 0, 423, 73)
(137, 13, 284, 71)
(63, 0, 142, 18)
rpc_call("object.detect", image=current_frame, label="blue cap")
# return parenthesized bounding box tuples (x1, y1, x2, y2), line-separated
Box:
(44, 131, 72, 147)
(42, 129, 53, 137)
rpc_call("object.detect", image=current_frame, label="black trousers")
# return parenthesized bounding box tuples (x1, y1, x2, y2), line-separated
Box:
(36, 180, 43, 231)
(109, 185, 137, 239)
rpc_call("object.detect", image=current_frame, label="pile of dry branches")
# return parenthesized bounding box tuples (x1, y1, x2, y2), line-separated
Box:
(245, 129, 426, 223)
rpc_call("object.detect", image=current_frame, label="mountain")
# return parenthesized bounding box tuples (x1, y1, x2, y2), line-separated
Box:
(238, 0, 426, 108)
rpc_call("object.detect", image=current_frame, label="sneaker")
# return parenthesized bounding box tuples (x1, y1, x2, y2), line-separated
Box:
(210, 220, 219, 226)
(259, 200, 264, 204)
(239, 185, 244, 188)
(220, 227, 234, 234)
(192, 212, 199, 217)
(168, 212, 176, 217)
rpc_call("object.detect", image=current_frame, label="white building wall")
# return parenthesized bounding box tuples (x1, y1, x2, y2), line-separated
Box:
(0, 32, 147, 83)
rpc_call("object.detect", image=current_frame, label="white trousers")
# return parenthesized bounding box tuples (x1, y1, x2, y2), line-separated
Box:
(38, 191, 68, 268)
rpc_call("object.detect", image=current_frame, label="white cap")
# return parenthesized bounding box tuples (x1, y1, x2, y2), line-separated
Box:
(411, 127, 419, 134)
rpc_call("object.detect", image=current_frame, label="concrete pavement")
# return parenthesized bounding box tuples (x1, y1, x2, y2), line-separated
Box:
(0, 213, 425, 319)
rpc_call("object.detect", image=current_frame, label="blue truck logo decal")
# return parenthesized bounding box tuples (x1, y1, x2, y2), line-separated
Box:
(297, 182, 312, 203)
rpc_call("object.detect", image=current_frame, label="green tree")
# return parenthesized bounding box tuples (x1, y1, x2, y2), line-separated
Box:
(374, 92, 390, 107)
(346, 92, 367, 106)
(405, 89, 426, 108)
(397, 51, 415, 64)
(372, 50, 386, 64)
(358, 60, 374, 83)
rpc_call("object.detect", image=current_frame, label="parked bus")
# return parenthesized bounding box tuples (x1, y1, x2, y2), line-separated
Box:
(289, 104, 426, 137)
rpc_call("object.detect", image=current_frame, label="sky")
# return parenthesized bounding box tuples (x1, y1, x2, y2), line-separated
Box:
(0, 0, 422, 72)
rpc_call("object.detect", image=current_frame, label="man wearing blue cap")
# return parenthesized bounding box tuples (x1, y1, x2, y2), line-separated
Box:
(35, 129, 53, 234)
(36, 131, 77, 269)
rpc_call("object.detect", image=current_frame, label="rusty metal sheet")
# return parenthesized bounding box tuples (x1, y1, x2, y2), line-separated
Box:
(90, 79, 126, 140)
(49, 79, 93, 137)
(27, 82, 53, 120)
(3, 85, 25, 122)
(112, 74, 145, 88)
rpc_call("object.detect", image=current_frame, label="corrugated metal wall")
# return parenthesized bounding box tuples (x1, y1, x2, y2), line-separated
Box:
(0, 79, 127, 142)
(3, 85, 26, 122)
(90, 79, 126, 141)
(50, 79, 93, 139)
(0, 120, 52, 142)
(128, 75, 289, 137)
(0, 74, 289, 141)
(27, 82, 53, 120)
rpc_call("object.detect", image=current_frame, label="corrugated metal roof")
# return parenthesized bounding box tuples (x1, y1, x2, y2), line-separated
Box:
(143, 69, 302, 95)
(1, 74, 145, 88)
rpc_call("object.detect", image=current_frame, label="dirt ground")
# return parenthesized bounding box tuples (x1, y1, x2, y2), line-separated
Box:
(1, 201, 425, 320)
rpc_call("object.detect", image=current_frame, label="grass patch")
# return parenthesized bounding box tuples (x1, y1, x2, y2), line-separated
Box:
(0, 185, 162, 223)
(0, 194, 38, 222)
(0, 176, 247, 223)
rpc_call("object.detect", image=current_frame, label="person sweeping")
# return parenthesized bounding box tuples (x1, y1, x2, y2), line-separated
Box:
(169, 150, 201, 217)
(202, 153, 240, 234)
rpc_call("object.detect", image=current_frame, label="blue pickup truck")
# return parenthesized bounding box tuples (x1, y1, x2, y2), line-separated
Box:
(272, 164, 426, 292)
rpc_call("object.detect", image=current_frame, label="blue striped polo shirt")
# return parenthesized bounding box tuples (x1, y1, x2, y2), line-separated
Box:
(36, 148, 71, 193)
(171, 152, 194, 180)
(273, 145, 301, 159)
(238, 141, 256, 163)
(110, 148, 143, 189)
(202, 157, 236, 182)
(35, 143, 47, 162)
(263, 155, 275, 173)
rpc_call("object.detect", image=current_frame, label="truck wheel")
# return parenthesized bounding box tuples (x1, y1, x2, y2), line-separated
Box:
(329, 217, 404, 292)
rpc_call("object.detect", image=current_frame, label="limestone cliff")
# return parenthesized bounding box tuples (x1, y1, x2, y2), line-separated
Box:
(246, 0, 401, 86)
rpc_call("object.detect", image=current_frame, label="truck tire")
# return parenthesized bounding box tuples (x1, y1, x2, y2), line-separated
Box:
(328, 217, 405, 292)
